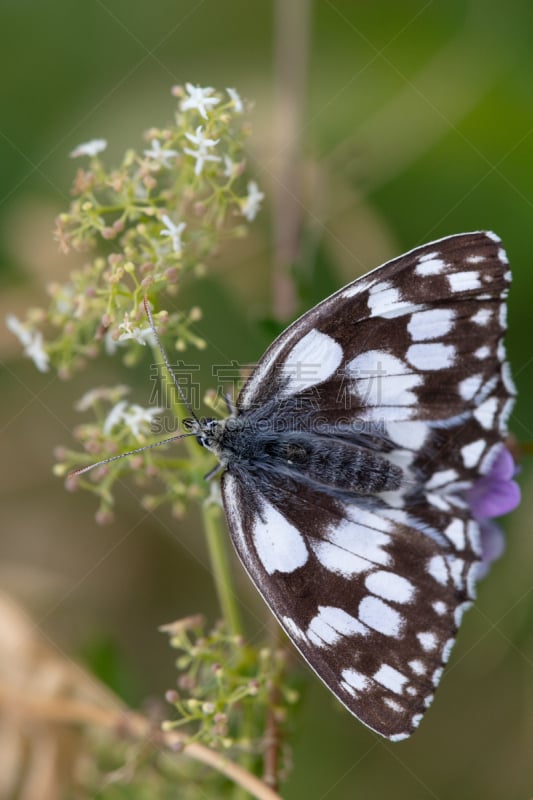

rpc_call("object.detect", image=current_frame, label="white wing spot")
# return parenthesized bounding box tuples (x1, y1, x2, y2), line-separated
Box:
(432, 600, 446, 615)
(320, 517, 392, 569)
(424, 693, 435, 708)
(415, 256, 446, 276)
(467, 563, 480, 598)
(347, 350, 422, 409)
(386, 420, 428, 450)
(499, 397, 515, 430)
(498, 247, 509, 264)
(417, 631, 438, 652)
(466, 254, 485, 264)
(486, 231, 501, 243)
(418, 250, 439, 261)
(412, 713, 424, 727)
(447, 556, 466, 590)
(461, 439, 486, 468)
(311, 541, 373, 577)
(474, 345, 490, 359)
(467, 520, 481, 555)
(408, 659, 426, 675)
(478, 374, 498, 402)
(426, 492, 452, 512)
(458, 373, 484, 401)
(425, 469, 458, 489)
(444, 518, 466, 549)
(281, 329, 342, 397)
(454, 601, 472, 626)
(432, 667, 444, 686)
(471, 308, 491, 326)
(367, 281, 400, 318)
(383, 697, 404, 712)
(442, 638, 455, 663)
(427, 555, 448, 585)
(252, 501, 308, 575)
(407, 308, 455, 341)
(474, 397, 499, 430)
(373, 664, 409, 695)
(307, 606, 368, 649)
(390, 732, 410, 742)
(448, 271, 481, 292)
(341, 668, 370, 692)
(499, 303, 508, 329)
(365, 570, 415, 604)
(406, 342, 455, 370)
(358, 596, 404, 637)
(501, 361, 516, 394)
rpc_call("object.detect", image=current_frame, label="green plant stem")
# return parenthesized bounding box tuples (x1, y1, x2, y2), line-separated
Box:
(150, 340, 243, 636)
(202, 501, 243, 637)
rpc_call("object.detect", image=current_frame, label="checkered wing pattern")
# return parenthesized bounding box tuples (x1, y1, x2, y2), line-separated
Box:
(220, 231, 514, 740)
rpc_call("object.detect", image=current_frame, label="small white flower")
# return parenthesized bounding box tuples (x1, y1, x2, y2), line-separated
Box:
(160, 214, 186, 256)
(70, 138, 107, 158)
(103, 400, 128, 435)
(118, 312, 154, 345)
(180, 83, 220, 120)
(144, 139, 178, 168)
(122, 404, 163, 438)
(223, 154, 235, 178)
(24, 332, 49, 373)
(6, 314, 50, 372)
(241, 181, 264, 222)
(104, 399, 163, 437)
(226, 87, 243, 113)
(184, 126, 221, 176)
(76, 385, 130, 412)
(6, 314, 32, 348)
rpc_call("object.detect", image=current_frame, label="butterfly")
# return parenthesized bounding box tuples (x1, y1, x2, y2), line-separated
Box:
(76, 231, 515, 740)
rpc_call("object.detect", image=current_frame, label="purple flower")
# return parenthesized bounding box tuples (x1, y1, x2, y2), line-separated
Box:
(467, 446, 520, 578)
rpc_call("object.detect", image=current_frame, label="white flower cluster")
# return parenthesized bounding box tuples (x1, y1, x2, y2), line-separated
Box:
(158, 84, 263, 260)
(104, 400, 162, 438)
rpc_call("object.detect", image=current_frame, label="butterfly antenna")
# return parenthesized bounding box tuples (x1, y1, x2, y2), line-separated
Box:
(143, 296, 201, 424)
(69, 431, 198, 479)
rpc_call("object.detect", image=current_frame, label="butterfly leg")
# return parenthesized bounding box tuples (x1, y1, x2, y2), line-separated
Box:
(224, 392, 237, 415)
(204, 462, 225, 481)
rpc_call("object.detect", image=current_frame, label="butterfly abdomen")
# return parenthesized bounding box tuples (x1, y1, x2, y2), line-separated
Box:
(276, 437, 403, 494)
(220, 419, 402, 495)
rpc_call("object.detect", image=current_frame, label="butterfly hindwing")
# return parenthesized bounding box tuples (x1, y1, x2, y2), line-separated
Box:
(220, 231, 514, 739)
(222, 467, 477, 740)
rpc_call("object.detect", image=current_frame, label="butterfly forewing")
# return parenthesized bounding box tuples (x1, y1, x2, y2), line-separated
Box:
(220, 231, 514, 740)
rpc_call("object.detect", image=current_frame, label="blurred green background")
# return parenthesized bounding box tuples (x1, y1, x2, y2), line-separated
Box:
(1, 1, 533, 798)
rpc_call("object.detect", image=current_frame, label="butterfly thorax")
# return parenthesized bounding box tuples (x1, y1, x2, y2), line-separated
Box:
(191, 414, 403, 496)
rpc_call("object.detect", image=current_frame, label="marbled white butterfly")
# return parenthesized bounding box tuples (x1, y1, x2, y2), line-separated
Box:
(76, 231, 515, 741)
